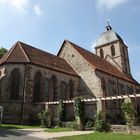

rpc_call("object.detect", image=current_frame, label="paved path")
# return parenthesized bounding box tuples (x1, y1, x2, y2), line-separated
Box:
(0, 128, 93, 140)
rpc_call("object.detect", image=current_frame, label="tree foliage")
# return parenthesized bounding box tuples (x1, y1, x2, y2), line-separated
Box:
(56, 100, 65, 127)
(121, 101, 135, 134)
(94, 111, 107, 132)
(0, 47, 8, 58)
(121, 102, 134, 128)
(74, 97, 85, 130)
(37, 109, 49, 128)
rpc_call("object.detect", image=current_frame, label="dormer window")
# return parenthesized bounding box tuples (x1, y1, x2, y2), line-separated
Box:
(111, 45, 115, 56)
(100, 49, 104, 58)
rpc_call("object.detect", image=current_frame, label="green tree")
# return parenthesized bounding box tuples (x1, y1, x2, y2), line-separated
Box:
(0, 47, 8, 58)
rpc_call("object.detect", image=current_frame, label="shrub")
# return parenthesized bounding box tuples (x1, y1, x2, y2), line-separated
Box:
(94, 111, 107, 132)
(121, 102, 135, 128)
(37, 109, 49, 128)
(62, 121, 77, 129)
(74, 97, 85, 130)
(56, 100, 65, 127)
(85, 120, 94, 128)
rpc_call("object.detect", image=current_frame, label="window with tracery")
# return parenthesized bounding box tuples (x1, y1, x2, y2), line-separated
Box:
(44, 78, 50, 101)
(33, 71, 42, 102)
(10, 68, 21, 100)
(69, 80, 74, 99)
(61, 81, 67, 100)
(101, 78, 106, 97)
(51, 75, 57, 101)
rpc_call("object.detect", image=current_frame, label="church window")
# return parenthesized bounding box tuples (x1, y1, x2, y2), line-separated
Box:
(111, 45, 115, 56)
(69, 80, 74, 99)
(131, 85, 134, 94)
(118, 83, 125, 95)
(10, 68, 21, 100)
(101, 78, 106, 97)
(136, 87, 140, 94)
(44, 78, 50, 101)
(61, 81, 67, 100)
(33, 71, 42, 102)
(100, 49, 104, 58)
(108, 80, 116, 96)
(125, 85, 131, 95)
(51, 75, 57, 101)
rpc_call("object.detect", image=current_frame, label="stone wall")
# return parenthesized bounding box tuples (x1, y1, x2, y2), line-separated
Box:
(110, 125, 140, 134)
(0, 63, 80, 124)
(24, 64, 80, 102)
(58, 42, 101, 98)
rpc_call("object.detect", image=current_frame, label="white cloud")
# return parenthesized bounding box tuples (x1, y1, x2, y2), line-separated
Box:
(0, 0, 29, 12)
(96, 0, 129, 10)
(33, 4, 42, 16)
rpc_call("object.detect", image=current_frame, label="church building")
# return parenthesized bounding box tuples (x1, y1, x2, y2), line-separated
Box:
(0, 25, 140, 124)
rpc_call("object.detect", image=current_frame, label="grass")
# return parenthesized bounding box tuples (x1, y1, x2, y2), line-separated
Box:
(45, 127, 74, 132)
(58, 132, 140, 140)
(0, 124, 40, 129)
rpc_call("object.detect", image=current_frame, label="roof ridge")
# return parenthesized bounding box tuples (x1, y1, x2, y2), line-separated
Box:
(17, 42, 31, 62)
(0, 42, 18, 63)
(19, 41, 65, 61)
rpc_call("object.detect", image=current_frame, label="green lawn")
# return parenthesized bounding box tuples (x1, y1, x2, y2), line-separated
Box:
(45, 127, 74, 132)
(58, 132, 140, 140)
(0, 124, 40, 129)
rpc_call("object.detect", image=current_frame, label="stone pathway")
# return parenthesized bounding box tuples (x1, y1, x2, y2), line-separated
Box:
(25, 128, 93, 139)
(0, 128, 93, 140)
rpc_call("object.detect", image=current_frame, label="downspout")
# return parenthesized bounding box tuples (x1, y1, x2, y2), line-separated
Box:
(20, 64, 27, 124)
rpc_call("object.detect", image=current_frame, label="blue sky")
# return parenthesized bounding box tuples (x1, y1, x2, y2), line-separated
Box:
(0, 0, 140, 82)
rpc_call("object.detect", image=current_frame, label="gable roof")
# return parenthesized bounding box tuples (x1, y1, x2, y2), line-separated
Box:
(0, 41, 78, 77)
(59, 40, 139, 85)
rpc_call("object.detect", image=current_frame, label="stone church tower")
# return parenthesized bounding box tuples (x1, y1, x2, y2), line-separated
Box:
(95, 24, 131, 76)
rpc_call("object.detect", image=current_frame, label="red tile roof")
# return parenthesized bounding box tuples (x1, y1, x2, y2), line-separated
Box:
(0, 41, 78, 77)
(65, 40, 139, 85)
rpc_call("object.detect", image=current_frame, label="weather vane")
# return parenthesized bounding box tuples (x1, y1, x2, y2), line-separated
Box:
(105, 19, 112, 31)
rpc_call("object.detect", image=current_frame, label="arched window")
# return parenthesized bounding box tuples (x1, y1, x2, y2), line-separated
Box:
(100, 49, 104, 58)
(101, 78, 106, 97)
(33, 71, 42, 102)
(111, 45, 115, 56)
(44, 78, 50, 101)
(69, 80, 74, 99)
(10, 68, 21, 100)
(51, 75, 57, 101)
(61, 81, 67, 100)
